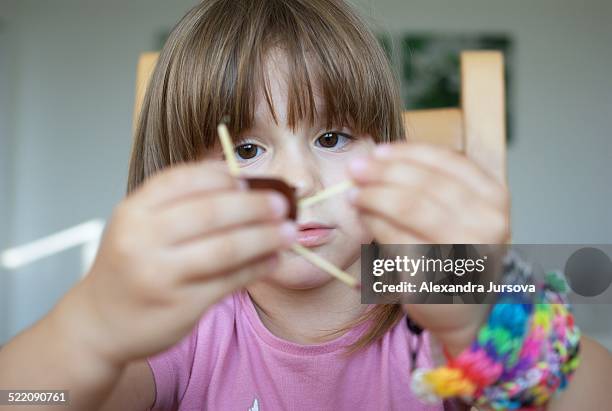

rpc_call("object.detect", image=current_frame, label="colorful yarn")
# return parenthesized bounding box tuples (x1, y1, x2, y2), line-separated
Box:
(411, 271, 581, 410)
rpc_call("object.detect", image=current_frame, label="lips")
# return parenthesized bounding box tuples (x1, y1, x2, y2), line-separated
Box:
(296, 222, 336, 247)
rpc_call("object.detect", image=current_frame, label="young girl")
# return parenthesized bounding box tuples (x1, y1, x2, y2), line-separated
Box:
(1, 1, 610, 410)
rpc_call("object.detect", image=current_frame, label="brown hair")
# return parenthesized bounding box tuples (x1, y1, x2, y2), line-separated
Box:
(128, 0, 405, 352)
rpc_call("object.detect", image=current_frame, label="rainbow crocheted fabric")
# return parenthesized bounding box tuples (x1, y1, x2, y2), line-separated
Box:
(411, 271, 581, 410)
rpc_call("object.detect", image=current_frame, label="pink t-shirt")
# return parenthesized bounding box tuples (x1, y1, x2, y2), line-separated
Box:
(147, 290, 443, 411)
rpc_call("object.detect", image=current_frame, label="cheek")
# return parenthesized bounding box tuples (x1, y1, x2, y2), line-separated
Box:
(328, 195, 372, 244)
(349, 135, 376, 160)
(318, 137, 376, 180)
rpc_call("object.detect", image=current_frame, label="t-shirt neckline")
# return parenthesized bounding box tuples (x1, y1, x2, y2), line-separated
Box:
(236, 289, 370, 356)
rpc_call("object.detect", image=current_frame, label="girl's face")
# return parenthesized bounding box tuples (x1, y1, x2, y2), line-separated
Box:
(230, 51, 375, 289)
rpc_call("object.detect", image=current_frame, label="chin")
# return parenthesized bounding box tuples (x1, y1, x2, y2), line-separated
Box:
(258, 224, 368, 290)
(265, 248, 354, 290)
(266, 257, 335, 289)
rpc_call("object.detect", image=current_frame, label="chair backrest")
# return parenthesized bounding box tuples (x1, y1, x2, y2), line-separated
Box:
(133, 50, 506, 183)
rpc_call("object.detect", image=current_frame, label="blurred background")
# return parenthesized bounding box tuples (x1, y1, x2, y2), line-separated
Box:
(0, 0, 611, 348)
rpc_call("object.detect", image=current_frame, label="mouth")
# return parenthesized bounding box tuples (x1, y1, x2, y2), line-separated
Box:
(296, 222, 336, 247)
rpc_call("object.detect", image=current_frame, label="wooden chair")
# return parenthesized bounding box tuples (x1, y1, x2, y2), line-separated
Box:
(133, 51, 506, 184)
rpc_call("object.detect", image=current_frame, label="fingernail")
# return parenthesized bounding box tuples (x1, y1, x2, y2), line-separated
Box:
(279, 222, 297, 244)
(348, 157, 370, 176)
(269, 193, 288, 218)
(374, 144, 392, 158)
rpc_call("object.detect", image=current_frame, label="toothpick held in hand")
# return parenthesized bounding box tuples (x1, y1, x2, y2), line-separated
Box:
(217, 121, 241, 177)
(298, 180, 354, 209)
(291, 244, 359, 289)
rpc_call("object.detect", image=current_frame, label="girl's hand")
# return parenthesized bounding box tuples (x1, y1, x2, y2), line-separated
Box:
(347, 142, 510, 354)
(54, 162, 296, 367)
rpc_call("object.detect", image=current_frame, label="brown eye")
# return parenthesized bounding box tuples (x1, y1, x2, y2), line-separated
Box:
(235, 144, 260, 160)
(317, 132, 339, 148)
(315, 132, 354, 150)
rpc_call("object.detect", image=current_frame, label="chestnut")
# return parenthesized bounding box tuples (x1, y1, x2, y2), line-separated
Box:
(244, 177, 297, 220)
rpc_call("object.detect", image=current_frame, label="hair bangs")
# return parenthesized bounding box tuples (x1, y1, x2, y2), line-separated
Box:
(250, 0, 405, 142)
(143, 0, 404, 171)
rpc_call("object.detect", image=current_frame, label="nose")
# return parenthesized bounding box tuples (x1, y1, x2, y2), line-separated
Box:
(275, 153, 322, 201)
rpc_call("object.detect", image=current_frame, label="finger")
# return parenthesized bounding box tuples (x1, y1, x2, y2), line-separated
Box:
(169, 222, 297, 281)
(351, 186, 445, 242)
(349, 154, 510, 243)
(348, 158, 474, 209)
(354, 185, 507, 243)
(182, 254, 279, 304)
(156, 190, 289, 245)
(455, 202, 511, 243)
(131, 161, 241, 208)
(371, 143, 508, 207)
(360, 213, 427, 244)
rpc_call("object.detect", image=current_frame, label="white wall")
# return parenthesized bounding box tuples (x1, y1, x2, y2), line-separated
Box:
(0, 0, 18, 344)
(0, 0, 199, 343)
(1, 0, 610, 345)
